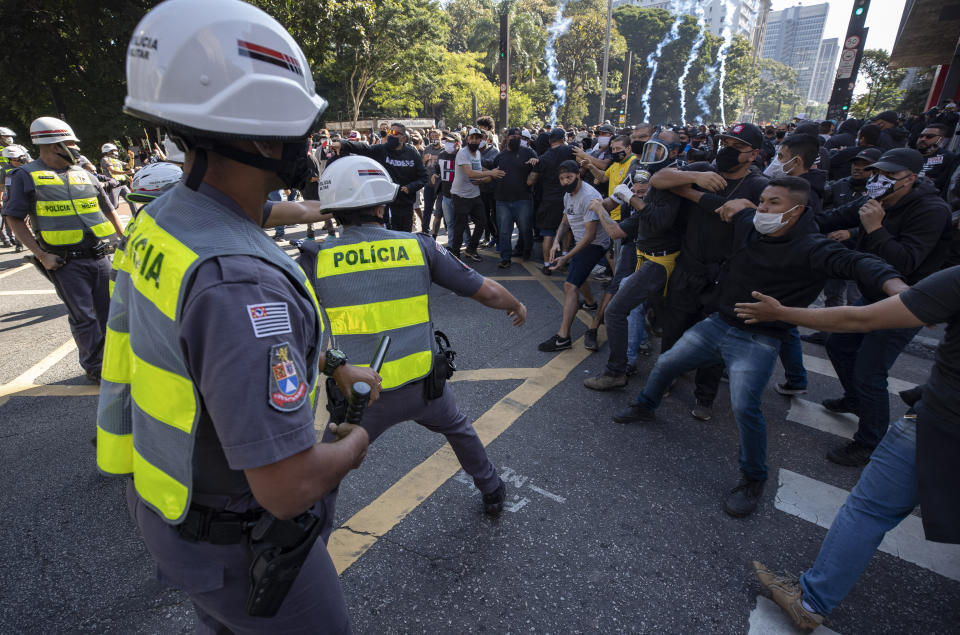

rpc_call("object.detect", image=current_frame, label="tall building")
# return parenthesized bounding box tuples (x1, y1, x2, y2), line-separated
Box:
(611, 0, 762, 41)
(761, 3, 830, 104)
(808, 38, 839, 104)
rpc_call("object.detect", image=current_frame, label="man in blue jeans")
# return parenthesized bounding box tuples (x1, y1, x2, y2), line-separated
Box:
(737, 266, 960, 631)
(492, 127, 538, 268)
(816, 148, 952, 467)
(613, 177, 905, 517)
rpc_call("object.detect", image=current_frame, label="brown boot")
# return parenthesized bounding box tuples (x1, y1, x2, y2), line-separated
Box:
(753, 561, 825, 631)
(583, 373, 627, 391)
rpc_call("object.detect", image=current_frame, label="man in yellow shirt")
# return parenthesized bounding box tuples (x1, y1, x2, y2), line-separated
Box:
(581, 135, 634, 220)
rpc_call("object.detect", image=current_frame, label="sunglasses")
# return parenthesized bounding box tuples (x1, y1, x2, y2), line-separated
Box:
(388, 130, 403, 136)
(918, 133, 941, 139)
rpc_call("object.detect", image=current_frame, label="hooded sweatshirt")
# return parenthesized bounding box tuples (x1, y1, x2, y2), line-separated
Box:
(338, 139, 427, 209)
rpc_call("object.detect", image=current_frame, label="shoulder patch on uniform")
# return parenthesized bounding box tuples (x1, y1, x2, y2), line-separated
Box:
(247, 302, 291, 338)
(268, 342, 307, 412)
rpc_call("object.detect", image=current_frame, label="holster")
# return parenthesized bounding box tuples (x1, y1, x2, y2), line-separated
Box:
(325, 376, 348, 423)
(424, 330, 456, 400)
(246, 510, 325, 618)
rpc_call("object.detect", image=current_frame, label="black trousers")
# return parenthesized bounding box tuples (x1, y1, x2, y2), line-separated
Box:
(50, 256, 111, 373)
(451, 195, 485, 255)
(388, 205, 414, 233)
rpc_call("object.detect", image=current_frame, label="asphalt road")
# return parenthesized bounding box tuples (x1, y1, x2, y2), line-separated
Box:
(1, 222, 957, 634)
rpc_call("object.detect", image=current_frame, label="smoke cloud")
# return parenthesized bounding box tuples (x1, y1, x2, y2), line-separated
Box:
(545, 1, 573, 126)
(678, 0, 706, 125)
(642, 0, 685, 122)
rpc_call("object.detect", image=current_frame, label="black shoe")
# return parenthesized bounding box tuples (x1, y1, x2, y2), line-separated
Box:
(691, 401, 713, 421)
(272, 234, 284, 241)
(541, 263, 553, 276)
(775, 382, 808, 396)
(584, 328, 599, 351)
(613, 402, 655, 423)
(826, 440, 873, 467)
(85, 369, 101, 385)
(625, 363, 639, 377)
(538, 335, 571, 352)
(14, 244, 22, 253)
(305, 231, 315, 240)
(464, 250, 482, 262)
(723, 476, 766, 517)
(822, 397, 859, 416)
(579, 300, 598, 311)
(498, 260, 512, 269)
(483, 479, 506, 517)
(800, 331, 828, 345)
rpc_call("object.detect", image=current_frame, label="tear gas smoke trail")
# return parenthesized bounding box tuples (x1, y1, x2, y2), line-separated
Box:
(716, 0, 736, 124)
(546, 1, 573, 126)
(679, 0, 706, 125)
(695, 62, 717, 124)
(641, 0, 686, 122)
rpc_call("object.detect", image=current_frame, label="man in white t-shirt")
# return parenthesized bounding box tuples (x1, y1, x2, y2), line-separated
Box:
(450, 127, 504, 261)
(538, 160, 613, 352)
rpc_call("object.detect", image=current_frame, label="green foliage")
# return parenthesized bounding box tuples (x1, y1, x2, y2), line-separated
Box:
(849, 50, 907, 119)
(749, 58, 804, 124)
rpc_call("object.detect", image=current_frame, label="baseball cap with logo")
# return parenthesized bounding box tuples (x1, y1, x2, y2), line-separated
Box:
(853, 147, 882, 164)
(868, 148, 925, 174)
(466, 127, 483, 138)
(873, 110, 899, 125)
(719, 122, 762, 149)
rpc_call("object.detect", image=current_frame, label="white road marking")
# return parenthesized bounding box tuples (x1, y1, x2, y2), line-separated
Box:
(775, 469, 960, 582)
(527, 485, 567, 503)
(748, 595, 839, 634)
(912, 334, 940, 348)
(785, 399, 857, 440)
(0, 263, 32, 280)
(1, 339, 77, 394)
(801, 354, 917, 395)
(0, 289, 57, 295)
(454, 468, 567, 507)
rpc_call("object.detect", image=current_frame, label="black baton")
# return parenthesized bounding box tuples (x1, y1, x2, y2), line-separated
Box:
(344, 335, 391, 425)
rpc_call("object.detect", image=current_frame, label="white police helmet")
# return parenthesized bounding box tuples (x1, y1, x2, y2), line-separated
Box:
(102, 143, 118, 154)
(126, 162, 183, 204)
(29, 117, 79, 145)
(315, 155, 398, 211)
(1, 144, 30, 161)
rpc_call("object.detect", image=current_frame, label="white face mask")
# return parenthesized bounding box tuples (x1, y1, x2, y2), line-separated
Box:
(753, 204, 800, 235)
(520, 140, 529, 148)
(479, 140, 487, 150)
(777, 155, 798, 176)
(865, 174, 900, 200)
(443, 141, 456, 153)
(597, 136, 611, 147)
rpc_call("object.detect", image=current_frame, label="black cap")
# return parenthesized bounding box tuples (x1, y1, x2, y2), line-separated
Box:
(549, 127, 566, 141)
(506, 127, 522, 136)
(874, 110, 898, 125)
(558, 159, 580, 175)
(853, 147, 882, 164)
(598, 124, 615, 135)
(869, 148, 924, 174)
(719, 122, 763, 149)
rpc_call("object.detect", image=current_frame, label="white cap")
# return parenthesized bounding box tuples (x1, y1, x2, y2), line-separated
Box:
(466, 127, 483, 137)
(124, 0, 327, 140)
(30, 117, 79, 144)
(314, 155, 398, 210)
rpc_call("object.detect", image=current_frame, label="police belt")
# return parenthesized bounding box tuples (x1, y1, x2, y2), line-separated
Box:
(177, 504, 325, 548)
(47, 242, 108, 261)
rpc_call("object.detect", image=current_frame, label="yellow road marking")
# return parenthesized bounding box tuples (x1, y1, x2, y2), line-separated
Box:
(0, 263, 32, 280)
(328, 339, 591, 574)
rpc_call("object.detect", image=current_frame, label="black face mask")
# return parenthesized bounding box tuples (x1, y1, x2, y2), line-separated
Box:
(507, 137, 521, 151)
(203, 138, 318, 191)
(560, 178, 579, 193)
(610, 150, 627, 163)
(467, 142, 480, 153)
(630, 140, 646, 155)
(715, 145, 746, 173)
(385, 135, 401, 150)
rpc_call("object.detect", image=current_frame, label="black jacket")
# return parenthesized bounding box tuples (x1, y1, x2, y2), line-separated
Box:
(817, 177, 954, 298)
(878, 126, 909, 151)
(338, 140, 427, 209)
(634, 187, 684, 254)
(798, 169, 827, 217)
(829, 143, 879, 181)
(920, 150, 959, 197)
(716, 209, 901, 339)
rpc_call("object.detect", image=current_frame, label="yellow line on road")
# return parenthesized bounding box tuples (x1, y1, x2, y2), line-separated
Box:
(328, 340, 591, 574)
(0, 263, 32, 280)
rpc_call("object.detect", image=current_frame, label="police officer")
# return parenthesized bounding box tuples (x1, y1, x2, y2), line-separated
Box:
(0, 144, 30, 250)
(98, 1, 379, 631)
(1, 117, 123, 382)
(299, 154, 528, 516)
(0, 126, 16, 165)
(99, 142, 133, 208)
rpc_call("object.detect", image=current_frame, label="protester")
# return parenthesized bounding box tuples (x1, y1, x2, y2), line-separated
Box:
(529, 128, 575, 274)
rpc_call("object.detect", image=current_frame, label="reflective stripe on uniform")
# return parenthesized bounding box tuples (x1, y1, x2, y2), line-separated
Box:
(23, 163, 114, 246)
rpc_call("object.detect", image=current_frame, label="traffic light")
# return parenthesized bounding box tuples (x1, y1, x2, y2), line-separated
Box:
(619, 109, 624, 114)
(842, 104, 849, 111)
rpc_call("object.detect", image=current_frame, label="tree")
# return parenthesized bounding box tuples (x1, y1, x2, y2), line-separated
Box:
(750, 58, 803, 124)
(850, 49, 906, 119)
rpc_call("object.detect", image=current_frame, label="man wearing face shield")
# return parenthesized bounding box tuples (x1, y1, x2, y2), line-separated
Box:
(614, 176, 908, 518)
(1, 116, 123, 383)
(647, 123, 770, 420)
(97, 1, 382, 630)
(814, 148, 953, 468)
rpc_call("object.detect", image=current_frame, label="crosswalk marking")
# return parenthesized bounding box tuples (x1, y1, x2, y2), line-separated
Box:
(774, 469, 960, 583)
(748, 596, 839, 634)
(785, 399, 856, 440)
(801, 354, 917, 395)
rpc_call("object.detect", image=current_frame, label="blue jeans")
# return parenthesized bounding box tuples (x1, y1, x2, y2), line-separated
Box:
(636, 314, 780, 480)
(800, 415, 918, 615)
(626, 302, 648, 366)
(825, 315, 921, 449)
(495, 199, 534, 261)
(441, 196, 470, 247)
(779, 327, 807, 388)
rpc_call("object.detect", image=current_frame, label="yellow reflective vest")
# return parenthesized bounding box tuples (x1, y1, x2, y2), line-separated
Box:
(301, 225, 434, 390)
(21, 160, 114, 247)
(96, 184, 323, 524)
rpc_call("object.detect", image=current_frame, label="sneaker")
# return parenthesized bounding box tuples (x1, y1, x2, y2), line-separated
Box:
(800, 331, 828, 345)
(613, 401, 655, 423)
(498, 259, 512, 269)
(775, 382, 808, 396)
(584, 328, 599, 351)
(15, 244, 23, 253)
(691, 401, 713, 421)
(579, 300, 598, 311)
(591, 272, 612, 282)
(826, 440, 873, 467)
(723, 475, 766, 517)
(635, 342, 651, 357)
(584, 373, 627, 391)
(486, 238, 498, 249)
(85, 369, 102, 385)
(305, 230, 315, 240)
(821, 397, 859, 416)
(464, 250, 482, 262)
(541, 263, 553, 276)
(753, 561, 825, 631)
(482, 478, 507, 517)
(625, 363, 639, 377)
(538, 335, 571, 352)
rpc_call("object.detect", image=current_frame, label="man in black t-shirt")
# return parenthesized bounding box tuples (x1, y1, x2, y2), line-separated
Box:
(492, 127, 538, 267)
(739, 266, 960, 631)
(529, 128, 575, 273)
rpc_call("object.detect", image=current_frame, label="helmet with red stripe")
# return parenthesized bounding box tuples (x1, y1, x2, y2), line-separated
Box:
(29, 117, 79, 145)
